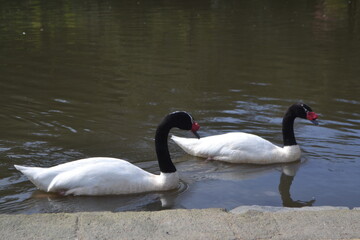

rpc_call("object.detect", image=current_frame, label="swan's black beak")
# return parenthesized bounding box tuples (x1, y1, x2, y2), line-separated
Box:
(192, 130, 200, 139)
(310, 119, 319, 126)
(191, 122, 201, 139)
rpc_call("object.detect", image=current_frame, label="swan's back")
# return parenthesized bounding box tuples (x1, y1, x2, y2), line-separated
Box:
(172, 132, 300, 164)
(15, 158, 124, 191)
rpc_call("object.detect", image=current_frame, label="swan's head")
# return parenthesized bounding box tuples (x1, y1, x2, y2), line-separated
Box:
(295, 103, 319, 125)
(167, 111, 200, 138)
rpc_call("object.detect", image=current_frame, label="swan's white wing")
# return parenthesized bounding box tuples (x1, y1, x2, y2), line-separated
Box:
(47, 159, 156, 195)
(15, 158, 124, 190)
(172, 132, 285, 164)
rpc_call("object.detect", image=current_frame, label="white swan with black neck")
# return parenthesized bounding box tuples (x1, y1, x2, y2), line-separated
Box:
(171, 103, 318, 164)
(14, 111, 200, 196)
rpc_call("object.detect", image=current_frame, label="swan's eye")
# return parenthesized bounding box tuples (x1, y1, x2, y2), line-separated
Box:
(301, 104, 309, 113)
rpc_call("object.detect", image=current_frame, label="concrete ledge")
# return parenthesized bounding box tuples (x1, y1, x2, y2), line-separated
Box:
(1, 206, 360, 240)
(230, 205, 351, 214)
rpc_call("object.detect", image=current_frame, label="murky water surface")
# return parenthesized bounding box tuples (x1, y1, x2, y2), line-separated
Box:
(0, 0, 359, 213)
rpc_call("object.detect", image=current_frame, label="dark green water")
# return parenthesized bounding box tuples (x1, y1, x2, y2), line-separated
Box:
(0, 0, 359, 213)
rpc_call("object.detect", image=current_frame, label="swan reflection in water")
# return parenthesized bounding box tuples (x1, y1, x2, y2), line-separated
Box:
(26, 180, 187, 213)
(177, 155, 316, 209)
(279, 163, 315, 208)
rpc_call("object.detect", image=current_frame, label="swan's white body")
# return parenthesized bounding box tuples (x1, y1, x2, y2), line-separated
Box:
(171, 132, 301, 164)
(14, 157, 179, 196)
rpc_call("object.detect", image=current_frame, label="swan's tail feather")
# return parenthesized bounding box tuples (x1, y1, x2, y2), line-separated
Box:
(171, 135, 200, 156)
(14, 165, 43, 176)
(14, 165, 48, 191)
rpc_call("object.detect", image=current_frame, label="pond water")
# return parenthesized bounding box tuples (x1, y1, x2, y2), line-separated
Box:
(0, 0, 359, 214)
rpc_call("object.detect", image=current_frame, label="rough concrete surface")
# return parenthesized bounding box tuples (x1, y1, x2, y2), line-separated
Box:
(0, 206, 359, 240)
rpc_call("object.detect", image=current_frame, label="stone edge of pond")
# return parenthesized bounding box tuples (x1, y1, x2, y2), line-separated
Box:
(1, 206, 360, 240)
(230, 205, 358, 214)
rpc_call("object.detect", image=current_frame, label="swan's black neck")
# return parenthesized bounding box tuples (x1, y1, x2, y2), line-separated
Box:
(282, 109, 297, 146)
(155, 120, 176, 173)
